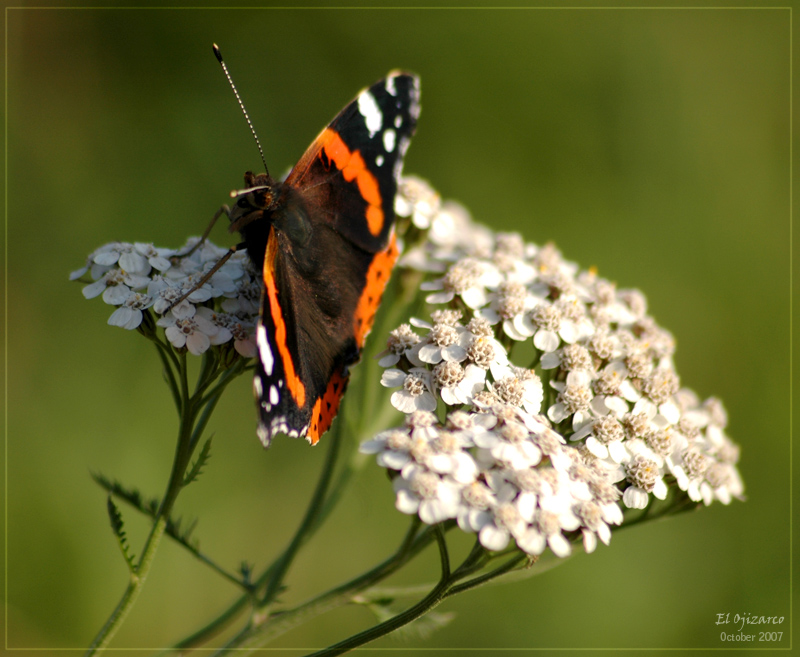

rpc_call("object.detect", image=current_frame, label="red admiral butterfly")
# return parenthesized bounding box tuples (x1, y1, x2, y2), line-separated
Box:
(214, 50, 419, 446)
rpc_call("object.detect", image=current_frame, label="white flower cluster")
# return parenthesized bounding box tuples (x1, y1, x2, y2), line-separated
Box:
(71, 239, 258, 357)
(361, 177, 743, 559)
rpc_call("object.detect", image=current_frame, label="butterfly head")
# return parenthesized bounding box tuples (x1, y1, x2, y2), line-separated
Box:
(227, 171, 278, 234)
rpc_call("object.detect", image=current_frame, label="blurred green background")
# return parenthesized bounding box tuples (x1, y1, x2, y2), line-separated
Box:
(5, 3, 791, 653)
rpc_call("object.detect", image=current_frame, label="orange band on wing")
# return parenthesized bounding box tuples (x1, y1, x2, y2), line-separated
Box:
(307, 369, 347, 445)
(263, 227, 306, 408)
(353, 233, 400, 347)
(318, 128, 385, 236)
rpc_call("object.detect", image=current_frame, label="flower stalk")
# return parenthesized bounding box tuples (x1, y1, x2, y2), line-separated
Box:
(86, 344, 248, 653)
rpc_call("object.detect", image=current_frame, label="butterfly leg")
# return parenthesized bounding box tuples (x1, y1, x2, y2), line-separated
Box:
(165, 240, 246, 312)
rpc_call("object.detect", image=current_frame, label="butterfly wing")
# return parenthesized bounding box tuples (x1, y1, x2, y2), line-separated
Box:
(285, 71, 420, 253)
(254, 72, 419, 446)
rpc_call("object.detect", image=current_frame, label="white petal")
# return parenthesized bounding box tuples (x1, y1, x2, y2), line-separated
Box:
(441, 345, 467, 362)
(209, 326, 232, 345)
(425, 291, 454, 304)
(164, 325, 187, 348)
(186, 331, 211, 356)
(378, 353, 401, 367)
(440, 387, 459, 406)
(479, 524, 510, 551)
(502, 319, 528, 341)
(409, 317, 433, 329)
(608, 441, 628, 463)
(517, 528, 546, 555)
(451, 453, 478, 484)
(69, 264, 89, 280)
(108, 307, 142, 330)
(519, 441, 543, 466)
(516, 491, 537, 522)
(632, 398, 657, 419)
(622, 486, 649, 509)
(533, 329, 560, 352)
(395, 489, 420, 515)
(548, 533, 572, 557)
(119, 251, 149, 274)
(149, 256, 172, 272)
(602, 503, 624, 527)
(463, 508, 492, 533)
(381, 369, 407, 387)
(169, 300, 196, 320)
(586, 437, 609, 459)
(540, 351, 560, 370)
(461, 287, 488, 309)
(82, 279, 107, 299)
(619, 380, 641, 402)
(391, 391, 418, 413)
(359, 439, 386, 454)
(477, 307, 500, 324)
(427, 453, 455, 474)
(373, 445, 407, 466)
(558, 321, 578, 344)
(415, 393, 438, 412)
(582, 529, 598, 553)
(93, 251, 120, 266)
(653, 478, 669, 500)
(565, 370, 591, 387)
(418, 343, 443, 364)
(659, 400, 681, 424)
(604, 395, 629, 417)
(102, 285, 131, 305)
(547, 402, 568, 424)
(512, 314, 536, 337)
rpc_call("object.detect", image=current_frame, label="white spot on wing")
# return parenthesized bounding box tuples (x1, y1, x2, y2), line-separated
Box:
(393, 136, 411, 181)
(257, 423, 272, 447)
(357, 90, 383, 138)
(257, 324, 274, 375)
(270, 385, 279, 405)
(383, 128, 396, 153)
(394, 115, 402, 128)
(376, 154, 384, 166)
(386, 75, 397, 96)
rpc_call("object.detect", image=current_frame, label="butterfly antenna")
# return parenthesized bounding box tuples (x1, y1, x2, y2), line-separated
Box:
(212, 43, 270, 177)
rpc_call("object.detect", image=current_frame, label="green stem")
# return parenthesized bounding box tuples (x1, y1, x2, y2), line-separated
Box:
(304, 525, 464, 657)
(446, 552, 528, 597)
(307, 539, 528, 656)
(85, 515, 169, 653)
(86, 416, 193, 653)
(260, 418, 344, 604)
(86, 348, 235, 653)
(170, 415, 348, 651)
(217, 518, 434, 653)
(152, 339, 182, 413)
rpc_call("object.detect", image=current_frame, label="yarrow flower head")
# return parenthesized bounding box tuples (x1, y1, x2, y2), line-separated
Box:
(72, 237, 258, 357)
(362, 176, 743, 560)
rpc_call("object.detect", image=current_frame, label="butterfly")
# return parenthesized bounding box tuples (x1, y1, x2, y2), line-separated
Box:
(216, 59, 420, 446)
